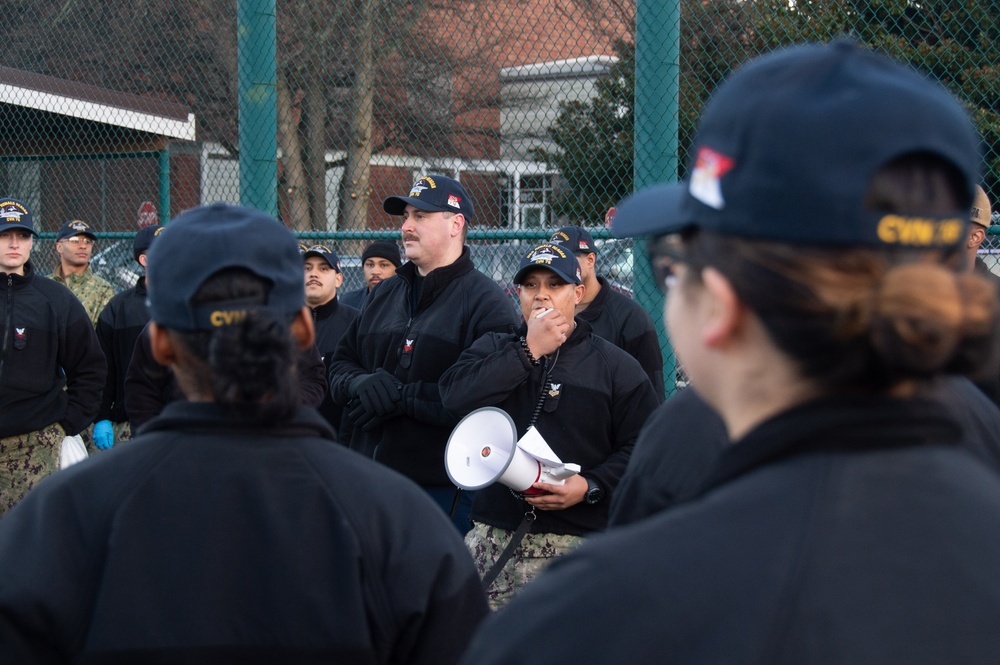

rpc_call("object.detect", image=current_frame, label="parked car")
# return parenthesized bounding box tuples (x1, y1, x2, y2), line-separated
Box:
(91, 239, 140, 293)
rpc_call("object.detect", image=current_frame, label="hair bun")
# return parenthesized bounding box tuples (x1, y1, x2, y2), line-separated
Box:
(872, 263, 998, 376)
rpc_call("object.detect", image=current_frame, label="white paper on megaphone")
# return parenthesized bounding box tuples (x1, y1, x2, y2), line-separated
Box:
(516, 426, 561, 465)
(516, 427, 581, 480)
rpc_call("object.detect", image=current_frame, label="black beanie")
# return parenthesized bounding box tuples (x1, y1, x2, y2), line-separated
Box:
(362, 240, 402, 268)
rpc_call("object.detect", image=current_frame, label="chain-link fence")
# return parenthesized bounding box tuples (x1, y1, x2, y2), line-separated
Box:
(3, 0, 1000, 395)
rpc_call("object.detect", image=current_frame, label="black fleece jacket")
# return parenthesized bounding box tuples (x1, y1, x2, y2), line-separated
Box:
(96, 277, 151, 423)
(440, 319, 658, 536)
(580, 275, 665, 402)
(0, 261, 106, 437)
(310, 296, 358, 434)
(329, 247, 519, 486)
(0, 402, 488, 664)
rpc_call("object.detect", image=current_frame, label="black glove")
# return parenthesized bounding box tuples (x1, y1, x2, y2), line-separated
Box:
(349, 369, 402, 419)
(348, 399, 384, 432)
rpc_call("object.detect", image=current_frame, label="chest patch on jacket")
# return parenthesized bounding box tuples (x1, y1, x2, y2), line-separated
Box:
(13, 327, 26, 350)
(399, 336, 415, 369)
(543, 379, 561, 413)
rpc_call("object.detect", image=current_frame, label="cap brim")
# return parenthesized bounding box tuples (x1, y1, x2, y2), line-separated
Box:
(612, 182, 689, 238)
(383, 196, 448, 216)
(2, 224, 37, 236)
(513, 264, 580, 286)
(303, 250, 340, 271)
(59, 232, 97, 241)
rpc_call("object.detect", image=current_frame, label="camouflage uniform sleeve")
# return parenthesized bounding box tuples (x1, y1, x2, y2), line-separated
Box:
(76, 275, 117, 327)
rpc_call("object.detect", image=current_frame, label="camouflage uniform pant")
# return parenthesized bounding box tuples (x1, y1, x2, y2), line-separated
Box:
(79, 421, 132, 454)
(466, 521, 585, 611)
(113, 420, 132, 444)
(0, 422, 65, 514)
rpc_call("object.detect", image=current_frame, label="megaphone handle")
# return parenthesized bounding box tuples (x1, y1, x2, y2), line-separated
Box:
(482, 507, 536, 589)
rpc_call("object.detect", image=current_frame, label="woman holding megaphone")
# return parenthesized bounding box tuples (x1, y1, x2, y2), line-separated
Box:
(441, 242, 658, 610)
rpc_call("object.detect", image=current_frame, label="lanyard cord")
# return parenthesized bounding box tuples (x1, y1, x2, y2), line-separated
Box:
(527, 348, 559, 429)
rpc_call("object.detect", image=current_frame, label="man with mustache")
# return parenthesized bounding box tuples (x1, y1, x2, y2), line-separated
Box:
(302, 243, 358, 437)
(329, 175, 519, 533)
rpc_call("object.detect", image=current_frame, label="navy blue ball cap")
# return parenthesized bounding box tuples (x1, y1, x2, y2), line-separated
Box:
(614, 40, 980, 250)
(301, 243, 342, 272)
(613, 182, 687, 238)
(0, 199, 34, 236)
(383, 175, 475, 221)
(550, 225, 597, 255)
(133, 224, 164, 261)
(56, 220, 97, 242)
(147, 203, 305, 331)
(513, 243, 582, 285)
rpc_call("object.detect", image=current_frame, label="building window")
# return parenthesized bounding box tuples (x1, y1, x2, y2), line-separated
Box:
(505, 173, 553, 229)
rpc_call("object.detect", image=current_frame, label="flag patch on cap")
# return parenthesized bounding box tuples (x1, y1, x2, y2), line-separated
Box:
(689, 146, 734, 210)
(447, 194, 462, 209)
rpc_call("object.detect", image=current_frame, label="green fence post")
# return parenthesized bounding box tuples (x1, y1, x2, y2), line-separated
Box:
(634, 0, 681, 396)
(158, 148, 170, 223)
(237, 0, 278, 217)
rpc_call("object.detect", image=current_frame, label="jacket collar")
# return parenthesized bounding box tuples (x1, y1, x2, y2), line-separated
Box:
(396, 246, 475, 312)
(140, 401, 338, 440)
(1, 260, 35, 288)
(700, 395, 960, 494)
(310, 296, 342, 322)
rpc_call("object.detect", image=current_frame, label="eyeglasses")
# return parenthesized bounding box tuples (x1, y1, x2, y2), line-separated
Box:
(64, 237, 94, 246)
(647, 237, 687, 294)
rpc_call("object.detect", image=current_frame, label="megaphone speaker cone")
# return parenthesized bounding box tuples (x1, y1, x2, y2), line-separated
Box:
(444, 407, 542, 492)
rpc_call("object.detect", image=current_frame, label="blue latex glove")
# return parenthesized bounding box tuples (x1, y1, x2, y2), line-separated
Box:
(93, 420, 115, 450)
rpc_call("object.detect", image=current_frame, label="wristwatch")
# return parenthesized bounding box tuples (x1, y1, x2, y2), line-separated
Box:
(584, 477, 604, 504)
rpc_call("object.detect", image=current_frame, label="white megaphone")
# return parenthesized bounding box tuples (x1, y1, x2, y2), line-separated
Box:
(444, 406, 581, 495)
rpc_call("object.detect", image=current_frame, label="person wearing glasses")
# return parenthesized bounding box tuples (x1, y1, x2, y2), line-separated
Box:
(49, 219, 116, 326)
(460, 40, 1000, 663)
(611, 184, 1000, 527)
(0, 202, 489, 662)
(0, 199, 106, 514)
(301, 243, 358, 438)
